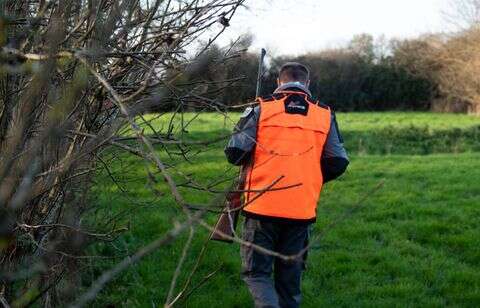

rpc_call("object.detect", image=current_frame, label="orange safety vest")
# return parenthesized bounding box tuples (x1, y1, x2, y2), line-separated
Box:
(243, 91, 331, 221)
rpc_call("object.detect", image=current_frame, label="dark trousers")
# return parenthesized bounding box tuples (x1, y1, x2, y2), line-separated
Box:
(240, 217, 310, 308)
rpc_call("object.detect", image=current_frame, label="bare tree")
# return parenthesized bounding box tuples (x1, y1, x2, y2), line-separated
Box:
(392, 29, 480, 114)
(444, 0, 480, 30)
(436, 0, 480, 113)
(0, 0, 247, 306)
(435, 28, 480, 114)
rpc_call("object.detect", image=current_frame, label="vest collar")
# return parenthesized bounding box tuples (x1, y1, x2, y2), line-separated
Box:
(274, 82, 312, 97)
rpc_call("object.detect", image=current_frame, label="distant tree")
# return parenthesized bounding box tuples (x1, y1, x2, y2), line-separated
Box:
(348, 33, 375, 64)
(435, 29, 480, 113)
(436, 0, 480, 113)
(444, 0, 480, 29)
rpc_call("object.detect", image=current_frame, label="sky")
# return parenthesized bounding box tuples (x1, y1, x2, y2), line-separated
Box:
(215, 0, 452, 56)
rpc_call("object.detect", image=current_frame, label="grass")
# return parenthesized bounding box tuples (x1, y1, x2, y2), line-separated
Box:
(336, 112, 480, 131)
(89, 112, 480, 307)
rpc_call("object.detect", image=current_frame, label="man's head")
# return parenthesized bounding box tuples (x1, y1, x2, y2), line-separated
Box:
(277, 62, 310, 87)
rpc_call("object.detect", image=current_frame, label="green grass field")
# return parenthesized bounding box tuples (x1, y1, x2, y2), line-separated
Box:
(89, 112, 480, 307)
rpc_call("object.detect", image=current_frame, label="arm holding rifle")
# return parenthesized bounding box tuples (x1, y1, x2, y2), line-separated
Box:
(225, 47, 266, 166)
(224, 106, 259, 166)
(210, 49, 266, 243)
(209, 106, 259, 243)
(225, 47, 266, 165)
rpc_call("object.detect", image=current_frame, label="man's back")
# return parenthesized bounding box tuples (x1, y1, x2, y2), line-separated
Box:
(243, 91, 332, 221)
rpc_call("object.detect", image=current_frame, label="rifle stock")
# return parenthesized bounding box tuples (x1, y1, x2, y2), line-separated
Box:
(210, 48, 266, 243)
(210, 168, 246, 242)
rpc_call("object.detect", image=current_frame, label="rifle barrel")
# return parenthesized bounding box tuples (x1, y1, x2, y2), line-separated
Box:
(255, 48, 267, 98)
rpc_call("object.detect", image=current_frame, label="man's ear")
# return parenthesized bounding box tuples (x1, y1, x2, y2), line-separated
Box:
(277, 78, 281, 87)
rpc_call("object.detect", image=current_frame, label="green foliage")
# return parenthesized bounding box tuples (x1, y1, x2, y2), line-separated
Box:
(179, 34, 437, 112)
(260, 49, 427, 111)
(89, 112, 480, 307)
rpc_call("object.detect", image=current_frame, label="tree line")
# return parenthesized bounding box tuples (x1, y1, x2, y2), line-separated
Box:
(182, 27, 480, 114)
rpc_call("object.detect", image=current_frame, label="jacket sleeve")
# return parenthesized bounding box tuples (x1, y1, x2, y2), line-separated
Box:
(224, 106, 259, 166)
(321, 112, 349, 183)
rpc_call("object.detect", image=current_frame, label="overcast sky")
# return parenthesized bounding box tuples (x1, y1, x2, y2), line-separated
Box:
(214, 0, 451, 56)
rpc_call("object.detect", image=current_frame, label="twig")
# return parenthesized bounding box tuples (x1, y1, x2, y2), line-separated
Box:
(177, 267, 222, 304)
(0, 296, 10, 308)
(165, 226, 195, 307)
(16, 223, 126, 240)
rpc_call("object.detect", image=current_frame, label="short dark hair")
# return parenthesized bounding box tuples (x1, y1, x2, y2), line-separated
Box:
(278, 62, 310, 83)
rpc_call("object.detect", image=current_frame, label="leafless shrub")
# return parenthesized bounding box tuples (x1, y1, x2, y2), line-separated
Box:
(0, 0, 247, 306)
(392, 29, 480, 114)
(434, 28, 480, 114)
(444, 0, 480, 30)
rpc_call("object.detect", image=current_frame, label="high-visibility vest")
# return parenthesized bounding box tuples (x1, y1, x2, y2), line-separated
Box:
(243, 91, 331, 221)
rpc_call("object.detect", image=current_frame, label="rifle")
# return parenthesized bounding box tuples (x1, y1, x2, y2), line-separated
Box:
(210, 48, 267, 243)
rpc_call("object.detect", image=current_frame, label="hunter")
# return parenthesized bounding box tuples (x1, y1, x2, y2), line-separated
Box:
(224, 62, 349, 308)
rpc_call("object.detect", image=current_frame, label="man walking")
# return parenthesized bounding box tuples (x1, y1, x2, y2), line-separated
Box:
(224, 62, 349, 307)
